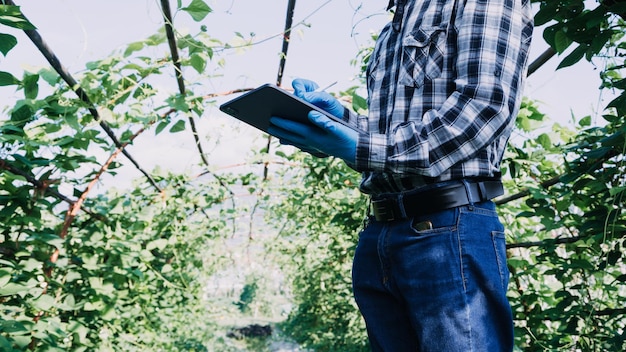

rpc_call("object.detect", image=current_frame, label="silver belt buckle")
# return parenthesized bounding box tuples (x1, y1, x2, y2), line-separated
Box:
(372, 199, 395, 222)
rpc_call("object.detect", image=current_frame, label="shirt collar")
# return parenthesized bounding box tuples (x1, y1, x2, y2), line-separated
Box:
(390, 0, 407, 31)
(387, 0, 407, 10)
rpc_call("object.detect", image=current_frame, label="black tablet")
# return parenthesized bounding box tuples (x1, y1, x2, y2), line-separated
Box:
(219, 83, 358, 134)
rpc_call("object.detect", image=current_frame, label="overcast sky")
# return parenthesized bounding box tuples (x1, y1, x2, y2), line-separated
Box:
(0, 0, 613, 190)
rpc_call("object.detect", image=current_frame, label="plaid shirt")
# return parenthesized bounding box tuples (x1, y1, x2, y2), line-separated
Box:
(346, 0, 534, 195)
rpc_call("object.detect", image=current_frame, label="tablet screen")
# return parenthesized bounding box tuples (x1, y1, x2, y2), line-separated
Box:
(219, 83, 358, 134)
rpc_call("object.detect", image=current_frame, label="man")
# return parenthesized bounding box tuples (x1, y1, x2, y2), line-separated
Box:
(268, 0, 533, 350)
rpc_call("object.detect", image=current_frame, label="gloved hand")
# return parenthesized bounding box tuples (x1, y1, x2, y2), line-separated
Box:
(292, 78, 345, 119)
(268, 110, 358, 164)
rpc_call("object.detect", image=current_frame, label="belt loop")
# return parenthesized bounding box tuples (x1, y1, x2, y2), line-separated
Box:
(397, 193, 408, 219)
(478, 181, 487, 201)
(461, 179, 476, 205)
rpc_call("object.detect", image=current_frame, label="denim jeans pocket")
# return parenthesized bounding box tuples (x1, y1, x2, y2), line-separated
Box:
(409, 206, 458, 237)
(491, 231, 510, 290)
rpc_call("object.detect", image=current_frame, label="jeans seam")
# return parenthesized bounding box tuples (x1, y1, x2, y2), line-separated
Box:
(457, 211, 474, 352)
(377, 223, 391, 289)
(456, 213, 467, 293)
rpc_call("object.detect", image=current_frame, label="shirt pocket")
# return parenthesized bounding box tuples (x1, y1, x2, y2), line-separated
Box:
(398, 26, 447, 88)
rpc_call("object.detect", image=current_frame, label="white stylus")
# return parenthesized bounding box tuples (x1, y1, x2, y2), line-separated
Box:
(314, 81, 338, 92)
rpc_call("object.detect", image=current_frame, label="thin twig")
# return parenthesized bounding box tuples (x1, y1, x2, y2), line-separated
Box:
(58, 123, 157, 240)
(204, 87, 255, 99)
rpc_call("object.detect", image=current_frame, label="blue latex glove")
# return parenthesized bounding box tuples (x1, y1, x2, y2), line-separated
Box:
(292, 78, 345, 119)
(268, 110, 358, 164)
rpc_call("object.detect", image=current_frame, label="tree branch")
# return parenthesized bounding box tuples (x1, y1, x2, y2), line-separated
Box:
(495, 174, 562, 205)
(527, 47, 557, 77)
(159, 0, 210, 167)
(6, 0, 162, 192)
(262, 0, 298, 182)
(0, 159, 103, 221)
(507, 234, 585, 249)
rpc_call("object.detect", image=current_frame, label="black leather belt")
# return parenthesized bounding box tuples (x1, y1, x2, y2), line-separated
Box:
(370, 180, 504, 222)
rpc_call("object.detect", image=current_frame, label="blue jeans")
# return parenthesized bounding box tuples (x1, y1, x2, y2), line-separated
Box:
(352, 201, 513, 351)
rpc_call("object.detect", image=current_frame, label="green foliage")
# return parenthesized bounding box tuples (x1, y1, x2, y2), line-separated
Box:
(181, 0, 213, 22)
(0, 2, 239, 351)
(0, 172, 232, 350)
(0, 71, 19, 86)
(499, 103, 626, 350)
(1, 0, 626, 351)
(0, 4, 36, 30)
(236, 277, 259, 314)
(502, 5, 626, 350)
(266, 152, 369, 352)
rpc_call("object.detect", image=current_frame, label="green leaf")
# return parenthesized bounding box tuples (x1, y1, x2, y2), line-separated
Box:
(26, 233, 64, 250)
(0, 5, 36, 30)
(534, 2, 558, 26)
(181, 0, 212, 22)
(22, 73, 39, 99)
(0, 33, 17, 56)
(536, 133, 552, 149)
(0, 282, 30, 295)
(0, 275, 11, 289)
(557, 44, 587, 69)
(0, 71, 20, 86)
(518, 115, 532, 132)
(189, 53, 206, 74)
(612, 78, 626, 90)
(10, 103, 34, 129)
(60, 294, 78, 311)
(351, 93, 367, 113)
(123, 41, 145, 57)
(169, 119, 186, 133)
(84, 300, 105, 311)
(11, 335, 31, 349)
(155, 120, 169, 135)
(0, 320, 28, 334)
(554, 30, 572, 54)
(38, 67, 59, 85)
(32, 294, 56, 311)
(167, 94, 190, 111)
(607, 93, 626, 115)
(542, 25, 558, 49)
(0, 335, 12, 350)
(578, 115, 591, 127)
(569, 259, 594, 270)
(609, 186, 626, 196)
(64, 114, 82, 131)
(147, 238, 168, 251)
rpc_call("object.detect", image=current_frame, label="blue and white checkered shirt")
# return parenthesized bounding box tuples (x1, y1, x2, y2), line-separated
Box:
(346, 0, 534, 195)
